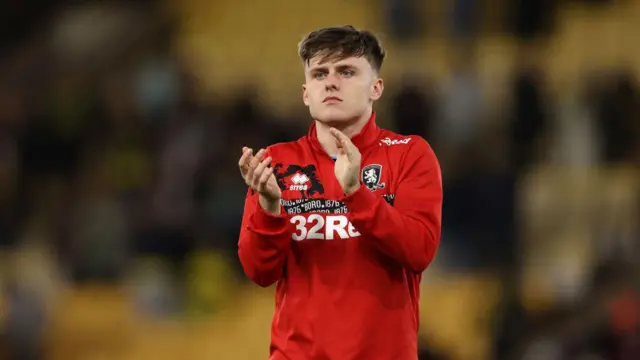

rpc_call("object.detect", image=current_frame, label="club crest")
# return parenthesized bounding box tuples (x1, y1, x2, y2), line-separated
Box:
(361, 164, 385, 191)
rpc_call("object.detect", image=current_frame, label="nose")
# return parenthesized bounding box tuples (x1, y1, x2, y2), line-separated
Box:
(324, 72, 340, 91)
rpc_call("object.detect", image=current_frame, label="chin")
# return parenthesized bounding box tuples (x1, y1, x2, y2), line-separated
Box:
(312, 107, 359, 126)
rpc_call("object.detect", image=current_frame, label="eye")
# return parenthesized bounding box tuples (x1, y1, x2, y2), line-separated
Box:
(340, 70, 355, 77)
(313, 72, 326, 80)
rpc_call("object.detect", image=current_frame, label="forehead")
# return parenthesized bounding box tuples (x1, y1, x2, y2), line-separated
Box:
(305, 55, 372, 71)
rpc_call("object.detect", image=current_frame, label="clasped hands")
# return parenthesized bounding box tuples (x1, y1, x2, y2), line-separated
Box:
(238, 128, 361, 214)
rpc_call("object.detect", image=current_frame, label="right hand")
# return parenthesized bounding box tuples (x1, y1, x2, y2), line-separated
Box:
(238, 147, 282, 214)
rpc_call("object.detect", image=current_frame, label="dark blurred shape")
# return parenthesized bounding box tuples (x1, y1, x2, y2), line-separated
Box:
(19, 75, 100, 181)
(593, 69, 640, 164)
(381, 0, 424, 41)
(391, 75, 434, 139)
(450, 0, 479, 40)
(418, 344, 451, 360)
(508, 64, 549, 172)
(493, 290, 530, 360)
(510, 0, 558, 40)
(0, 0, 56, 55)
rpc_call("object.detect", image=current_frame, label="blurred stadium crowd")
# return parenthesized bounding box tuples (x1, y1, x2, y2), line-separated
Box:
(0, 0, 638, 359)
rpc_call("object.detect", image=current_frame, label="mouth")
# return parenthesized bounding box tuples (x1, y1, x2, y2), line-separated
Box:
(323, 96, 342, 103)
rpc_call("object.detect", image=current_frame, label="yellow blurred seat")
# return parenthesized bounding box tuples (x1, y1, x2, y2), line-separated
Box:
(176, 0, 378, 113)
(419, 273, 503, 360)
(174, 0, 640, 111)
(45, 284, 136, 360)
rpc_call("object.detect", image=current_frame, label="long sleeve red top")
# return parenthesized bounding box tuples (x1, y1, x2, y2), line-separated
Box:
(238, 113, 443, 360)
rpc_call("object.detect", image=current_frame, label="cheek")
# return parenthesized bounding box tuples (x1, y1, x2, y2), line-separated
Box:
(308, 87, 323, 102)
(350, 83, 372, 102)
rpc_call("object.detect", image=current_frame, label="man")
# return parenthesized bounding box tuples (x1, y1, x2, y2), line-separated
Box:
(237, 25, 443, 360)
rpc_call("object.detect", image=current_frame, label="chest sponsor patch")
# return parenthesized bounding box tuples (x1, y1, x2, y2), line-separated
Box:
(281, 195, 395, 215)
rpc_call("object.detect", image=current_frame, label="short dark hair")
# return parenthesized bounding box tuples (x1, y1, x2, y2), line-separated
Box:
(298, 25, 385, 72)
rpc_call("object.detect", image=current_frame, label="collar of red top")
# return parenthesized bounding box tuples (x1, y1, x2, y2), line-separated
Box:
(307, 111, 381, 154)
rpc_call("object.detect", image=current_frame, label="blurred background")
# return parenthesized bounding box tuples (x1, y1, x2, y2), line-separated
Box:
(0, 0, 638, 359)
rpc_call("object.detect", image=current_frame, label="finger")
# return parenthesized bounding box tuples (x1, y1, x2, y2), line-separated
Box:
(246, 148, 265, 181)
(330, 128, 345, 149)
(238, 146, 253, 165)
(253, 156, 272, 183)
(251, 156, 271, 189)
(330, 128, 354, 159)
(330, 128, 352, 147)
(335, 137, 347, 156)
(238, 148, 253, 170)
(250, 149, 266, 168)
(257, 167, 274, 192)
(329, 127, 348, 142)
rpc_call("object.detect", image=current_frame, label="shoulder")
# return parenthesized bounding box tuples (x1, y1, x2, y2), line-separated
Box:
(378, 129, 440, 175)
(378, 129, 434, 155)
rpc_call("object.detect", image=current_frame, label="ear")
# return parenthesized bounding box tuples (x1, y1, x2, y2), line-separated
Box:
(302, 84, 310, 106)
(370, 77, 384, 102)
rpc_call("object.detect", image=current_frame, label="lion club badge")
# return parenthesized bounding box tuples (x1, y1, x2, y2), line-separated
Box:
(361, 164, 385, 191)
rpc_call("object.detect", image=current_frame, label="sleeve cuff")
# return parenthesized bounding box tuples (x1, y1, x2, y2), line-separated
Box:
(342, 185, 378, 213)
(249, 204, 289, 232)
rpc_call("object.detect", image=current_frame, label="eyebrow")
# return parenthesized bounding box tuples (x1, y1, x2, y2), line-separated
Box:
(309, 64, 357, 74)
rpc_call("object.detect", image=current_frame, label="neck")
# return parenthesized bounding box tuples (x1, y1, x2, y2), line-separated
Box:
(316, 109, 372, 156)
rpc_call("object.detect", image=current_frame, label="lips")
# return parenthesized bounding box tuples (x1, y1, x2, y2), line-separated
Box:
(323, 96, 342, 103)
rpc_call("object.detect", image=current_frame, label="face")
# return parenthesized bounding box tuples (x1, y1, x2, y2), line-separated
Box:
(302, 56, 383, 125)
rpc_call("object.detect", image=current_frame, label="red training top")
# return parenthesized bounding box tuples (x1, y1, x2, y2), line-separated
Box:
(238, 112, 443, 360)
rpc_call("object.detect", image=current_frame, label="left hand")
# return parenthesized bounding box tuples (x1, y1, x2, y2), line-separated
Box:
(330, 127, 361, 195)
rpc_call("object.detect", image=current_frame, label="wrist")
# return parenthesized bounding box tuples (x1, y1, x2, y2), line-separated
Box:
(343, 184, 361, 196)
(259, 195, 281, 215)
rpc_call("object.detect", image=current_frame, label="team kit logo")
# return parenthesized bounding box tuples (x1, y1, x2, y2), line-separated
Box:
(273, 164, 325, 197)
(379, 137, 411, 146)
